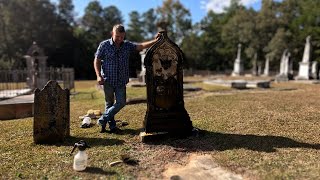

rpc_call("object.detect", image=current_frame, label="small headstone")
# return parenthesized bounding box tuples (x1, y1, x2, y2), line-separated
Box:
(203, 79, 246, 89)
(230, 80, 247, 89)
(204, 79, 270, 89)
(246, 80, 271, 88)
(33, 80, 70, 144)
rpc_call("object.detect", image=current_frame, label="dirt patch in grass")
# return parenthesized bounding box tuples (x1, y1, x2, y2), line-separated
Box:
(163, 154, 243, 180)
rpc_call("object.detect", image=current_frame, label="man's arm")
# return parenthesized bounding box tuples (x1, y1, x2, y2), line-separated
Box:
(93, 57, 104, 85)
(136, 33, 161, 51)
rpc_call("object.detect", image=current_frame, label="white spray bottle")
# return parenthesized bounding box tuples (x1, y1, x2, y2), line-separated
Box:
(71, 140, 90, 171)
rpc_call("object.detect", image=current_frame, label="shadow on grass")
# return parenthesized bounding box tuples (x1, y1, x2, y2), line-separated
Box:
(50, 136, 125, 147)
(82, 166, 117, 176)
(122, 128, 141, 136)
(156, 130, 320, 153)
(69, 136, 125, 147)
(61, 128, 139, 146)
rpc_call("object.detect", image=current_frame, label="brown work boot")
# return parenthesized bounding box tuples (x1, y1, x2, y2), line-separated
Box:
(100, 127, 107, 133)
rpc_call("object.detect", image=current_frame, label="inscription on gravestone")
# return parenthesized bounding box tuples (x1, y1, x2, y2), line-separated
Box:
(142, 31, 193, 138)
(33, 80, 70, 144)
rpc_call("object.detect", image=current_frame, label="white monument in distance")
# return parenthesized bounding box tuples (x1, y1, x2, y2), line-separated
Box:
(295, 36, 311, 80)
(138, 49, 147, 83)
(275, 49, 292, 82)
(231, 43, 244, 76)
(262, 56, 270, 76)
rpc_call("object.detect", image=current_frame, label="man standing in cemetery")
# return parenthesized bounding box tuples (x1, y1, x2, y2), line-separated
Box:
(94, 24, 159, 133)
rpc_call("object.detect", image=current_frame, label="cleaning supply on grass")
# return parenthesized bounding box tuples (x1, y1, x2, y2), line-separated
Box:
(71, 140, 90, 171)
(80, 116, 91, 128)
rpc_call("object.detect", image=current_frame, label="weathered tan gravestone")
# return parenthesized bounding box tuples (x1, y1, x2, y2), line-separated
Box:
(141, 31, 193, 141)
(33, 80, 70, 144)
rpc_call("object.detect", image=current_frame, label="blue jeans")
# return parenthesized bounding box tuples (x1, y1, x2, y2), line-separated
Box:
(98, 82, 126, 130)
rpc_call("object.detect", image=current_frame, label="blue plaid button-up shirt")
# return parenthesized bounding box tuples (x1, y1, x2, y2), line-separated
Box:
(95, 39, 137, 87)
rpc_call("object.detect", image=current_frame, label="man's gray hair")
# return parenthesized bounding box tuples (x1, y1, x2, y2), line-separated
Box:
(113, 24, 125, 33)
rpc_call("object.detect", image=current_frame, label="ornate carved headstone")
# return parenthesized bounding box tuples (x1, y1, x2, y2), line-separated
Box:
(141, 31, 193, 140)
(33, 80, 70, 144)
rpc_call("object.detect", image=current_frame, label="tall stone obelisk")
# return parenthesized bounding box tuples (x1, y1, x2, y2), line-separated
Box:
(263, 56, 270, 76)
(231, 44, 244, 76)
(296, 36, 311, 80)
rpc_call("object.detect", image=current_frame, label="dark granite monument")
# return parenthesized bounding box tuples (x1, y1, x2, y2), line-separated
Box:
(141, 30, 193, 141)
(33, 80, 70, 144)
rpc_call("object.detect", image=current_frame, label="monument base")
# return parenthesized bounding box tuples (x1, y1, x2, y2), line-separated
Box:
(296, 62, 310, 80)
(231, 59, 243, 77)
(275, 74, 293, 82)
(144, 110, 193, 135)
(231, 72, 243, 77)
(294, 76, 310, 80)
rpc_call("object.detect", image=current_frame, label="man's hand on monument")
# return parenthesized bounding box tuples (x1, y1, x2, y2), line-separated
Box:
(155, 32, 161, 40)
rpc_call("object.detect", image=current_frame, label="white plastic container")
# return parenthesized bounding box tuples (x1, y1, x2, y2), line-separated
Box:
(81, 116, 91, 128)
(71, 140, 90, 171)
(73, 150, 88, 171)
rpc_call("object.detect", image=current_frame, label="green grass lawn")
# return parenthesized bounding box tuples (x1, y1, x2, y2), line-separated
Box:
(0, 78, 320, 179)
